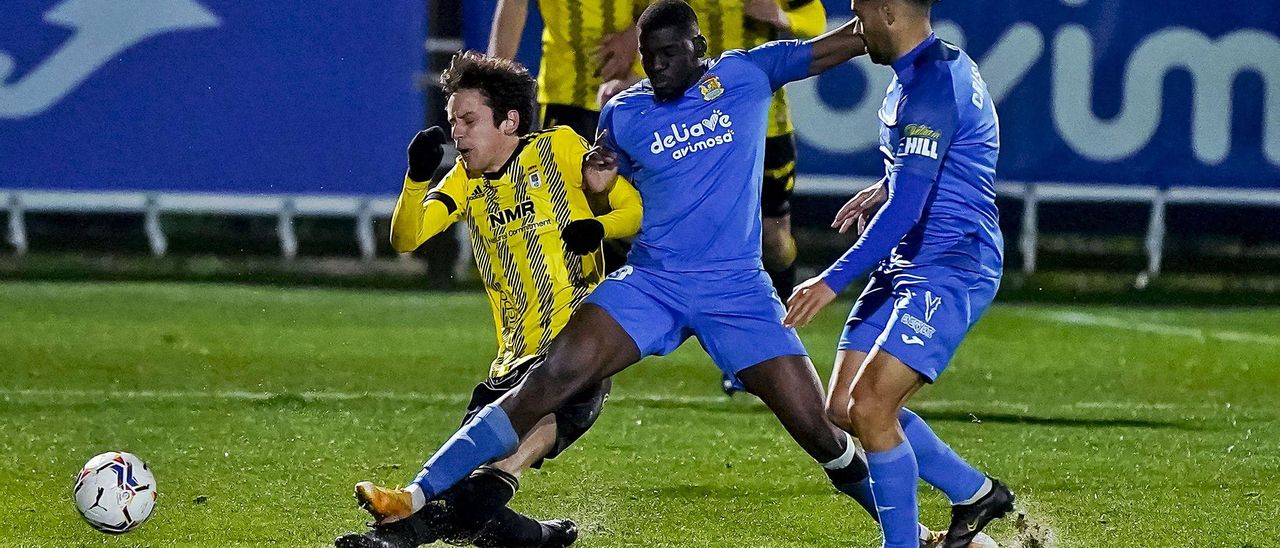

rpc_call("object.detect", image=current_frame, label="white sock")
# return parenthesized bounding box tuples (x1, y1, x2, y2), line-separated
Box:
(821, 433, 860, 470)
(405, 483, 427, 512)
(918, 523, 931, 541)
(955, 477, 993, 506)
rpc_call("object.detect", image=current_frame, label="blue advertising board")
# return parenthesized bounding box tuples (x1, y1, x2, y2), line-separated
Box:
(0, 0, 425, 195)
(463, 0, 1280, 189)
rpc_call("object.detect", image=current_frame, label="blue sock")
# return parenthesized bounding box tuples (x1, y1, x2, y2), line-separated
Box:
(866, 440, 920, 548)
(412, 404, 519, 498)
(900, 408, 986, 504)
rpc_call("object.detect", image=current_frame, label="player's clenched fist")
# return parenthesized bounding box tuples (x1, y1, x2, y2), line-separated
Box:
(783, 276, 837, 328)
(582, 129, 619, 194)
(407, 126, 447, 182)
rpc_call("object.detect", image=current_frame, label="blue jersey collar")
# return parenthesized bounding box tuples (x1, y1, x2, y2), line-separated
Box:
(891, 33, 938, 84)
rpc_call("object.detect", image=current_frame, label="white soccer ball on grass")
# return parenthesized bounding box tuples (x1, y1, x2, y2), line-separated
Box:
(73, 451, 158, 534)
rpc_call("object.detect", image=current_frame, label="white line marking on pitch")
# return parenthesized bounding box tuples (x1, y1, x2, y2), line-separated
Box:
(0, 388, 1230, 413)
(1016, 309, 1280, 346)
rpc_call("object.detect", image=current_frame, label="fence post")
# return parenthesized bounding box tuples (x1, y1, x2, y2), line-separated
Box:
(356, 198, 376, 261)
(7, 193, 27, 255)
(278, 198, 298, 260)
(144, 194, 167, 256)
(1019, 184, 1039, 274)
(1139, 188, 1168, 288)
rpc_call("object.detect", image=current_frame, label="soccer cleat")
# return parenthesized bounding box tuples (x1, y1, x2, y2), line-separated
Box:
(334, 526, 414, 548)
(538, 518, 579, 547)
(354, 482, 416, 525)
(336, 500, 450, 548)
(942, 478, 1015, 548)
(922, 530, 998, 548)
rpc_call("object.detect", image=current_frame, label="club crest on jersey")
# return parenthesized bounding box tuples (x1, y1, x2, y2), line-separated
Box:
(528, 171, 542, 189)
(699, 75, 724, 101)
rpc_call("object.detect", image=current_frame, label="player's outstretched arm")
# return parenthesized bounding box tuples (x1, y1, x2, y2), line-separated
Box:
(488, 0, 530, 59)
(595, 177, 642, 239)
(805, 18, 867, 76)
(390, 128, 463, 253)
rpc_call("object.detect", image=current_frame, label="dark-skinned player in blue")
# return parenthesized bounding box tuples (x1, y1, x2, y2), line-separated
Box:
(784, 1, 1015, 547)
(356, 2, 985, 545)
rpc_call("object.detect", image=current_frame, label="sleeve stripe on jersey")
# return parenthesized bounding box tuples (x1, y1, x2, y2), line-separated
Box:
(425, 191, 457, 215)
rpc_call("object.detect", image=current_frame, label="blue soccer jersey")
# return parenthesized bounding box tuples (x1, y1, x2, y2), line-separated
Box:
(828, 34, 1004, 382)
(821, 33, 1003, 292)
(598, 40, 813, 272)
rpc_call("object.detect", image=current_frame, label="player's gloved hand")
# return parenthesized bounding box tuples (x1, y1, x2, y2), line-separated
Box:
(407, 126, 448, 182)
(562, 219, 605, 255)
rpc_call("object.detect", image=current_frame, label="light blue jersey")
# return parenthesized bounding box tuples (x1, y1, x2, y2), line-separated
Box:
(823, 33, 1003, 292)
(598, 40, 813, 271)
(830, 34, 1004, 382)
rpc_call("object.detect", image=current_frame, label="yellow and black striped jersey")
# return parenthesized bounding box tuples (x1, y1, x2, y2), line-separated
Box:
(390, 126, 642, 378)
(538, 0, 639, 112)
(684, 0, 827, 136)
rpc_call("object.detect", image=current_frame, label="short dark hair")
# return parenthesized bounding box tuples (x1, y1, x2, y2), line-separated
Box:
(638, 0, 699, 36)
(439, 51, 537, 135)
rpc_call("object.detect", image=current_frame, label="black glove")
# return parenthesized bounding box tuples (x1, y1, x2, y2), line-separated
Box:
(407, 126, 447, 182)
(561, 219, 605, 255)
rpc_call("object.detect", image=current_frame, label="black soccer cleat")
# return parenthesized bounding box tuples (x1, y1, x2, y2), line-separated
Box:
(942, 478, 1015, 548)
(335, 502, 449, 548)
(538, 518, 579, 547)
(334, 525, 415, 548)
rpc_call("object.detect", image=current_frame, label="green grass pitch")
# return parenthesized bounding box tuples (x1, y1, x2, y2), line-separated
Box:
(0, 282, 1276, 546)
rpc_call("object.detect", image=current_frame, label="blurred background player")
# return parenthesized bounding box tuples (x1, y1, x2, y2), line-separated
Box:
(784, 0, 1015, 547)
(337, 51, 641, 548)
(599, 0, 828, 395)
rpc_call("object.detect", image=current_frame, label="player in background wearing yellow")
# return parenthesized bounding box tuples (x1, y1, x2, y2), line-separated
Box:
(336, 51, 641, 548)
(489, 0, 641, 140)
(598, 0, 827, 395)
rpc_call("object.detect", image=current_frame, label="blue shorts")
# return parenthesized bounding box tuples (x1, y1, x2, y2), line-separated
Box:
(838, 265, 999, 382)
(585, 265, 807, 379)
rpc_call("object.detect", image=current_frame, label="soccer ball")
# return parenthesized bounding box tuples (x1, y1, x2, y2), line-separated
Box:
(73, 452, 158, 534)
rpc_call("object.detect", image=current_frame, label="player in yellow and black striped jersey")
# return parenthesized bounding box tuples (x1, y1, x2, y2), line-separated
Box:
(490, 0, 647, 275)
(489, 0, 643, 140)
(394, 127, 639, 380)
(337, 52, 640, 548)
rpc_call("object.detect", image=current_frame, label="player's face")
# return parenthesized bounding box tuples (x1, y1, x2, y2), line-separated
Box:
(851, 0, 893, 65)
(446, 89, 518, 174)
(639, 25, 706, 101)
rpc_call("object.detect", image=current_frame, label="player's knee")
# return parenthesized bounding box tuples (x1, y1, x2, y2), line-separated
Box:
(825, 397, 854, 432)
(848, 390, 897, 435)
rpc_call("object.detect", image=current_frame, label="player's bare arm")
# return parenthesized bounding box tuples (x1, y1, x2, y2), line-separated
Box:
(806, 17, 868, 76)
(487, 0, 529, 59)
